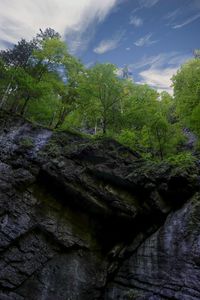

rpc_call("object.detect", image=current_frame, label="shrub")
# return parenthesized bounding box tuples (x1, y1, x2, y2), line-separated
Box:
(166, 152, 197, 168)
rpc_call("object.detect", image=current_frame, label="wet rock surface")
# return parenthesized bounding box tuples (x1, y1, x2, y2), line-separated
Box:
(0, 111, 200, 300)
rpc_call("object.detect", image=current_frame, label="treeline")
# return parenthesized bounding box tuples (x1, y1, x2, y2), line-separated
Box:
(0, 28, 199, 161)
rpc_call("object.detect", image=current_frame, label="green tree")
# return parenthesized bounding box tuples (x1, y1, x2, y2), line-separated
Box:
(77, 63, 123, 134)
(0, 38, 37, 68)
(0, 38, 38, 109)
(19, 36, 68, 116)
(159, 91, 176, 123)
(54, 55, 84, 128)
(172, 58, 200, 136)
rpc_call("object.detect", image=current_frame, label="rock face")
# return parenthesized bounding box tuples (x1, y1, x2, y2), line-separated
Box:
(105, 196, 200, 300)
(0, 111, 200, 300)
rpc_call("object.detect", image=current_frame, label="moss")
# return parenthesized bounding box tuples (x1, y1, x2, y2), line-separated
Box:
(19, 137, 34, 148)
(54, 126, 90, 139)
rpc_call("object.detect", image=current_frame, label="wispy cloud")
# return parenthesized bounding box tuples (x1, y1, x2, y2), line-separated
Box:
(138, 67, 178, 94)
(129, 51, 191, 94)
(131, 0, 159, 14)
(129, 16, 143, 27)
(65, 24, 97, 54)
(139, 0, 159, 8)
(165, 1, 200, 30)
(93, 30, 125, 54)
(164, 8, 182, 21)
(132, 52, 191, 94)
(134, 33, 157, 47)
(0, 0, 119, 52)
(132, 52, 190, 70)
(173, 13, 200, 29)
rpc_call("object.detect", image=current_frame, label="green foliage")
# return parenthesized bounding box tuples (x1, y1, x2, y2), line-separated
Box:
(172, 58, 200, 136)
(116, 129, 136, 150)
(33, 37, 67, 68)
(77, 63, 124, 134)
(1, 29, 199, 162)
(0, 38, 37, 68)
(26, 93, 61, 126)
(166, 152, 197, 168)
(59, 110, 83, 130)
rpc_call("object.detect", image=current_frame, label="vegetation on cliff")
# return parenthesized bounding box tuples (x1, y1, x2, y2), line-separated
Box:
(0, 28, 199, 162)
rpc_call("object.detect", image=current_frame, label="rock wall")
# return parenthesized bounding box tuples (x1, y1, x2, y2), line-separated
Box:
(0, 112, 199, 300)
(105, 196, 200, 300)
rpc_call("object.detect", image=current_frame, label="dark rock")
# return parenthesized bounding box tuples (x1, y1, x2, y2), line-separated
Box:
(0, 111, 200, 300)
(105, 195, 200, 300)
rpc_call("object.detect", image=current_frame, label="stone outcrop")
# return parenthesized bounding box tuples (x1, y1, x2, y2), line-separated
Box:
(0, 111, 200, 300)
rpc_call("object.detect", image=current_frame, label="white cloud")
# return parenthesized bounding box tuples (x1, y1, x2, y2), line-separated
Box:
(138, 67, 178, 94)
(115, 67, 123, 77)
(0, 0, 118, 52)
(126, 47, 131, 51)
(85, 61, 95, 68)
(93, 31, 124, 54)
(132, 52, 191, 94)
(129, 16, 143, 27)
(134, 33, 157, 47)
(173, 13, 200, 29)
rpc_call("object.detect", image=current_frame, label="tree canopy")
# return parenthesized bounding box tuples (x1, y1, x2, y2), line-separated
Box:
(0, 28, 199, 161)
(172, 58, 200, 137)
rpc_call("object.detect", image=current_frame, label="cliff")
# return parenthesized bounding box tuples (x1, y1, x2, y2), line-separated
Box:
(0, 111, 200, 300)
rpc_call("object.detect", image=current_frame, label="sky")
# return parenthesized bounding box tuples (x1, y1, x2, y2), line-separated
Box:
(0, 0, 199, 94)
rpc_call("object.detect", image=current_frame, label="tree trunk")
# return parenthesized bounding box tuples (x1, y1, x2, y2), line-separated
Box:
(102, 118, 107, 134)
(0, 82, 11, 109)
(20, 96, 30, 116)
(156, 128, 164, 160)
(94, 121, 98, 135)
(49, 112, 56, 128)
(55, 107, 67, 129)
(9, 100, 19, 113)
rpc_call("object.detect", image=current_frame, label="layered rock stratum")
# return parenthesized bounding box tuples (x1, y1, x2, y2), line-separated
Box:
(0, 111, 200, 300)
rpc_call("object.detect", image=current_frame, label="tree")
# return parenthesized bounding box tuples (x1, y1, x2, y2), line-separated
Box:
(0, 38, 37, 68)
(116, 83, 184, 159)
(0, 38, 38, 109)
(194, 49, 200, 59)
(0, 59, 10, 107)
(0, 28, 67, 115)
(121, 83, 159, 130)
(172, 58, 200, 136)
(19, 36, 68, 116)
(54, 55, 84, 128)
(36, 28, 61, 42)
(77, 63, 123, 134)
(159, 91, 176, 123)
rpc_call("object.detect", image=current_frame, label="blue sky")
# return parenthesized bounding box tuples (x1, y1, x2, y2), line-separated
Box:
(0, 0, 199, 93)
